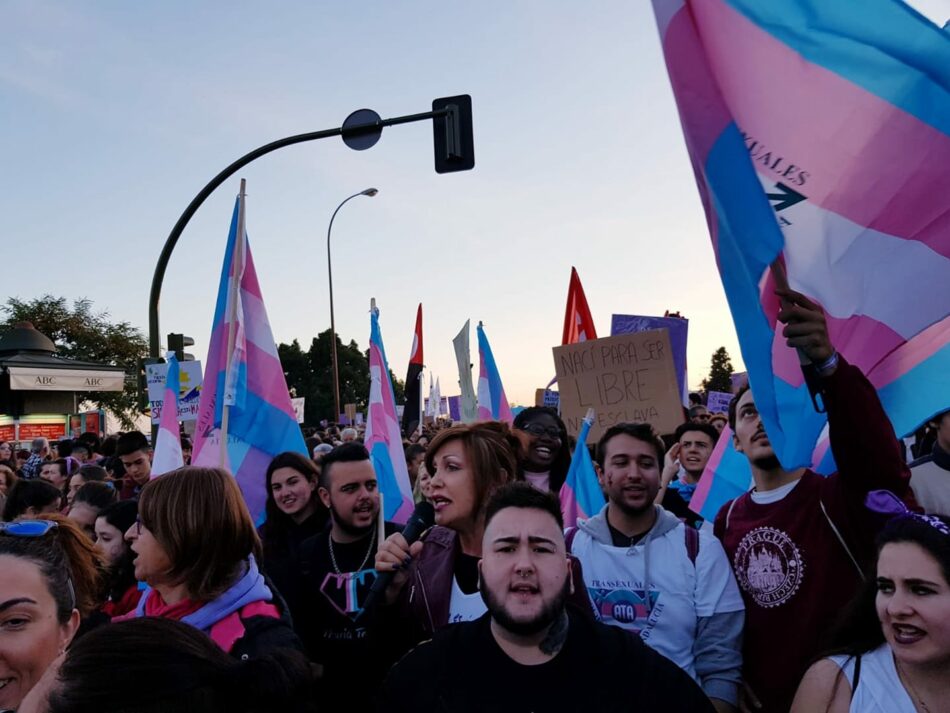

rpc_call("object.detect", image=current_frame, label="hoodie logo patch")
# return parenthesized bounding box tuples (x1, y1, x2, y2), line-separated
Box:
(588, 586, 662, 637)
(733, 527, 803, 608)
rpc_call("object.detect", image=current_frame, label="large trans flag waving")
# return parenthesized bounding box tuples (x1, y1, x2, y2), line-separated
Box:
(193, 187, 307, 523)
(653, 0, 950, 480)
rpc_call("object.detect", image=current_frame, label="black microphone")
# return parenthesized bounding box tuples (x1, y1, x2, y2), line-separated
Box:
(362, 501, 435, 614)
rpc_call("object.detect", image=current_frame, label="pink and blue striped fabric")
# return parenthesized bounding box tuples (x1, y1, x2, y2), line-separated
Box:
(654, 0, 950, 471)
(151, 351, 184, 478)
(366, 304, 414, 524)
(559, 414, 606, 528)
(476, 322, 514, 424)
(192, 194, 307, 523)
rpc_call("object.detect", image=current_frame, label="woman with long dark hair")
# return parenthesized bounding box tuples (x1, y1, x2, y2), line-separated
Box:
(512, 406, 572, 494)
(95, 499, 140, 617)
(258, 451, 329, 606)
(792, 510, 950, 712)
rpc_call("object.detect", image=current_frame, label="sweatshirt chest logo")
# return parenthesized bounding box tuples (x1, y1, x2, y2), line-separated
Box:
(734, 527, 803, 608)
(320, 568, 377, 619)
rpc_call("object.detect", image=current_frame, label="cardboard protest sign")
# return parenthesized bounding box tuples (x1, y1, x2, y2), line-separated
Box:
(554, 329, 683, 442)
(706, 391, 733, 413)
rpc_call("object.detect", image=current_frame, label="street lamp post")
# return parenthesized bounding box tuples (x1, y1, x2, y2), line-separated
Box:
(327, 188, 378, 423)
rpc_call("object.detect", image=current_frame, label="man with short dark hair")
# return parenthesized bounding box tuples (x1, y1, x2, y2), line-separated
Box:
(21, 437, 50, 479)
(293, 442, 399, 707)
(657, 421, 720, 515)
(381, 482, 714, 712)
(115, 431, 152, 500)
(714, 289, 914, 712)
(568, 424, 743, 711)
(688, 405, 711, 424)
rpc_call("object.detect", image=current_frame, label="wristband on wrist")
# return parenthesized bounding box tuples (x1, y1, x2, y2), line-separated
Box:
(816, 351, 839, 375)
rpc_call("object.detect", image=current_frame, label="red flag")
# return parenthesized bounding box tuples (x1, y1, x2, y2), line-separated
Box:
(402, 304, 424, 434)
(561, 267, 597, 344)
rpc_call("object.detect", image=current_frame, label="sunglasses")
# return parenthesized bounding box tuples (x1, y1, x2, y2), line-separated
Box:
(0, 519, 59, 537)
(0, 520, 77, 609)
(521, 423, 562, 439)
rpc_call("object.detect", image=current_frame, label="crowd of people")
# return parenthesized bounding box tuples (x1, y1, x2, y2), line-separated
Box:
(1, 291, 949, 712)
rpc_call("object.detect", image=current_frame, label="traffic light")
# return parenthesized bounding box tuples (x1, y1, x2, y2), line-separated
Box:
(432, 95, 474, 174)
(166, 333, 195, 361)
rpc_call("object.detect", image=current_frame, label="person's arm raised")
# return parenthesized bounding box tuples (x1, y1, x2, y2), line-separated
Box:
(776, 288, 909, 495)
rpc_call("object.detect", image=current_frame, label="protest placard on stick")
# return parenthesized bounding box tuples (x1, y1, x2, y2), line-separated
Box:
(553, 329, 683, 443)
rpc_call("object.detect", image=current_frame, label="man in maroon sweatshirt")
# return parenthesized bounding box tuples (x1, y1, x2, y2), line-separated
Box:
(713, 289, 913, 713)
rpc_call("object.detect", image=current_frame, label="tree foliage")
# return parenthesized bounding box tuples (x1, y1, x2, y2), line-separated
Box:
(701, 346, 734, 395)
(0, 296, 147, 428)
(278, 329, 405, 425)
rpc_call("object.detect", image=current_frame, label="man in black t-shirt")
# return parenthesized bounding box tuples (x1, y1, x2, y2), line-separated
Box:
(379, 483, 713, 713)
(293, 443, 399, 705)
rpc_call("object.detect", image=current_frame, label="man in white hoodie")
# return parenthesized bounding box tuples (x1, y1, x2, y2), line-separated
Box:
(567, 422, 745, 713)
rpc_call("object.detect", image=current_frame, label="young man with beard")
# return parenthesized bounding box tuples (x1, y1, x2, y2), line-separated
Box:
(380, 482, 713, 712)
(568, 423, 744, 712)
(713, 288, 914, 713)
(292, 443, 400, 706)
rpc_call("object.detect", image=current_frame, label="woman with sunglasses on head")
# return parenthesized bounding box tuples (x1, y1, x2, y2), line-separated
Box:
(512, 407, 572, 494)
(119, 466, 302, 660)
(0, 514, 105, 712)
(792, 510, 950, 712)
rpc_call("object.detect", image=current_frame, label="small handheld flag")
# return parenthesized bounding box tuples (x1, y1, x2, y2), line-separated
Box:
(560, 409, 606, 528)
(151, 352, 184, 477)
(476, 322, 514, 424)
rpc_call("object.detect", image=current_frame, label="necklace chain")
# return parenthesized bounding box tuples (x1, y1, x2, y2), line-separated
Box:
(328, 524, 377, 575)
(896, 659, 932, 713)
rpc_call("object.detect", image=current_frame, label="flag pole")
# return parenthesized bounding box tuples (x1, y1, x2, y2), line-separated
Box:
(220, 178, 247, 467)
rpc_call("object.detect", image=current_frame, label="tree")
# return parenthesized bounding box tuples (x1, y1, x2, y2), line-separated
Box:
(0, 296, 148, 428)
(279, 331, 408, 425)
(701, 346, 734, 395)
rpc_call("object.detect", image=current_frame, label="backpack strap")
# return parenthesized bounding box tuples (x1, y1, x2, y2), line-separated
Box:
(724, 495, 741, 532)
(684, 525, 700, 567)
(208, 601, 280, 653)
(565, 526, 580, 551)
(819, 498, 865, 582)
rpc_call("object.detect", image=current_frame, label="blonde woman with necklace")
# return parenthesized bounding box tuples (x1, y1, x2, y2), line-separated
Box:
(792, 504, 950, 713)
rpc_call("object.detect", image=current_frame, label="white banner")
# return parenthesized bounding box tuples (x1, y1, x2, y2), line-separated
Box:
(8, 367, 125, 392)
(291, 397, 305, 424)
(146, 361, 204, 424)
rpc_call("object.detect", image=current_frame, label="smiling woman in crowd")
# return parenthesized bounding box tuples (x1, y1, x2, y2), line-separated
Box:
(0, 514, 105, 712)
(119, 466, 302, 659)
(792, 512, 950, 712)
(258, 452, 329, 606)
(512, 407, 572, 494)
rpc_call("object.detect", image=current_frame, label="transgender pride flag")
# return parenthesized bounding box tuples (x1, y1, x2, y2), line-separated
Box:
(560, 410, 606, 528)
(151, 351, 184, 478)
(365, 302, 414, 524)
(654, 0, 950, 471)
(476, 322, 514, 424)
(192, 186, 307, 523)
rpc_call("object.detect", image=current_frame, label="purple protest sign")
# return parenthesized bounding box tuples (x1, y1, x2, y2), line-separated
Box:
(611, 315, 688, 404)
(448, 395, 461, 421)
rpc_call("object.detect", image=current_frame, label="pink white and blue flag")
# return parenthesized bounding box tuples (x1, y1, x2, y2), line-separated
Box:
(653, 0, 950, 474)
(151, 351, 184, 478)
(192, 191, 307, 523)
(560, 410, 606, 528)
(366, 303, 414, 524)
(476, 322, 514, 424)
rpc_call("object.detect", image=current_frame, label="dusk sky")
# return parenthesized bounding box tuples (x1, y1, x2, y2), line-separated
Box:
(3, 1, 946, 406)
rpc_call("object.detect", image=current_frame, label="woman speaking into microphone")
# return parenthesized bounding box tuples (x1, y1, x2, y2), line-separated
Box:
(374, 421, 591, 660)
